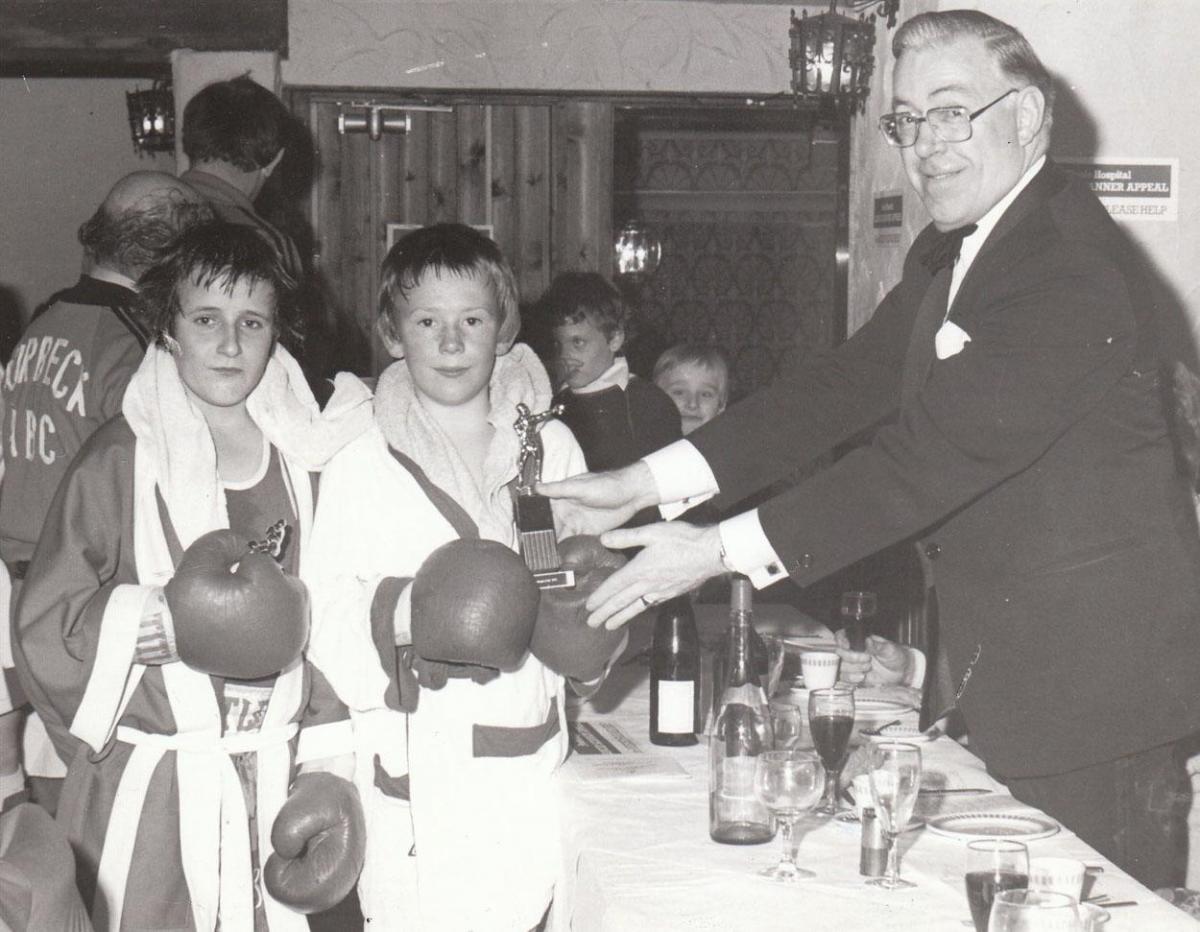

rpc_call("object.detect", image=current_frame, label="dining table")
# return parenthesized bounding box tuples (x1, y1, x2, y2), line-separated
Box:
(551, 603, 1195, 931)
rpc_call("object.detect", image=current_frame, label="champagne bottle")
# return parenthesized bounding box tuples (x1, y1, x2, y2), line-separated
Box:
(649, 596, 700, 746)
(708, 577, 774, 844)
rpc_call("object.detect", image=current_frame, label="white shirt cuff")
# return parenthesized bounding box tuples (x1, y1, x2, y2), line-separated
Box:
(643, 440, 718, 520)
(717, 511, 788, 589)
(393, 582, 414, 647)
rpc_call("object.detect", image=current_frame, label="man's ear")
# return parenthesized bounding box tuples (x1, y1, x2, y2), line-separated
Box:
(608, 327, 625, 354)
(263, 147, 285, 179)
(1015, 85, 1046, 146)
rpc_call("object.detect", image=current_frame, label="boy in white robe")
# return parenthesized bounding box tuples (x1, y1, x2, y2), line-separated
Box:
(306, 224, 624, 931)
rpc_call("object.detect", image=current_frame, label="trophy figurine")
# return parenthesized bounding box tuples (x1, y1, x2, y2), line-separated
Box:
(514, 402, 575, 590)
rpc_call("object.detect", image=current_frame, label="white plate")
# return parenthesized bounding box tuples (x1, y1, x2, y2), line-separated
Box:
(853, 697, 915, 719)
(926, 812, 1060, 841)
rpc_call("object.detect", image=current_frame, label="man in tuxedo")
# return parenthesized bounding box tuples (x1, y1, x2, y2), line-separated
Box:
(542, 10, 1200, 888)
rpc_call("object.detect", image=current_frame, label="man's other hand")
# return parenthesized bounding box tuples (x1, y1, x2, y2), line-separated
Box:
(582, 522, 725, 630)
(834, 631, 915, 686)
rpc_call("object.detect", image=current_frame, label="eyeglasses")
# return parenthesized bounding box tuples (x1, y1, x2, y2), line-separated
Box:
(878, 88, 1019, 149)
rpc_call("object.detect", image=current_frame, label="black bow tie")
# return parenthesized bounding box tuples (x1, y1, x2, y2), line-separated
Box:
(921, 224, 978, 274)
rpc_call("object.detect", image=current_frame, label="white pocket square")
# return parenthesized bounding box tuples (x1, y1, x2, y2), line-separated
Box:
(935, 320, 972, 360)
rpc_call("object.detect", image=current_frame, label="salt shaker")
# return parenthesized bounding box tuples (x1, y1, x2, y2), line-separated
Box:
(860, 807, 887, 877)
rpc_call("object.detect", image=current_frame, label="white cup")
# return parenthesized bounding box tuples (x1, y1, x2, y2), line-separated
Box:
(800, 650, 840, 690)
(1029, 856, 1086, 902)
(1077, 902, 1110, 931)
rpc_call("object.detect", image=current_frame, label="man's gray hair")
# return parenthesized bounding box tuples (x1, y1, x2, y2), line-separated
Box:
(893, 10, 1056, 125)
(78, 192, 213, 279)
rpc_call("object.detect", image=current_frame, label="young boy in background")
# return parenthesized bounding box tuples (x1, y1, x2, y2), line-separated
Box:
(545, 272, 680, 526)
(305, 226, 625, 931)
(652, 343, 731, 435)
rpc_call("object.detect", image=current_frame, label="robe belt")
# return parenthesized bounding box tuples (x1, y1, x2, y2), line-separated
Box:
(95, 722, 300, 932)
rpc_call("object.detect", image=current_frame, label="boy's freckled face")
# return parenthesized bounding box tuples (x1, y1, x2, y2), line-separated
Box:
(384, 270, 501, 408)
(656, 362, 727, 435)
(554, 317, 622, 391)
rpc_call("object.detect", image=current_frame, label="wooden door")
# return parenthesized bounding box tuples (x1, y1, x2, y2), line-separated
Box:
(285, 91, 613, 377)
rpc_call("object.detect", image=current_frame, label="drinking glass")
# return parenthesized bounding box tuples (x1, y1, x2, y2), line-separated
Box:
(768, 699, 805, 750)
(966, 840, 1030, 932)
(840, 591, 877, 651)
(752, 749, 825, 881)
(866, 741, 921, 889)
(807, 687, 855, 815)
(988, 889, 1083, 932)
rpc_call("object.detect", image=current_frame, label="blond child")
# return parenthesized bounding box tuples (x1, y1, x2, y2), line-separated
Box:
(306, 225, 623, 931)
(652, 343, 731, 435)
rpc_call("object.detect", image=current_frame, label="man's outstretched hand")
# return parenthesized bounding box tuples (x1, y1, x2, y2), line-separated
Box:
(537, 461, 660, 536)
(582, 521, 726, 630)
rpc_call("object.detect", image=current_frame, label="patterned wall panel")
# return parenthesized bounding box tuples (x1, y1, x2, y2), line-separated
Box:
(619, 127, 838, 397)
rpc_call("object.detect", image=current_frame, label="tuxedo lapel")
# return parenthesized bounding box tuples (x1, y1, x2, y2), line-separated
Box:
(948, 161, 1066, 320)
(900, 265, 953, 406)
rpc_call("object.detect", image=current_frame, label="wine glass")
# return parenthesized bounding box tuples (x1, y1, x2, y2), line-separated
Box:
(840, 591, 877, 652)
(966, 840, 1030, 932)
(866, 741, 921, 889)
(752, 749, 825, 882)
(988, 889, 1083, 931)
(807, 687, 855, 816)
(768, 699, 805, 749)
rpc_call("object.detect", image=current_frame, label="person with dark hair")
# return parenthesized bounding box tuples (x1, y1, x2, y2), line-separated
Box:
(543, 9, 1200, 888)
(12, 221, 374, 930)
(0, 171, 211, 815)
(543, 271, 680, 529)
(305, 223, 620, 930)
(180, 76, 302, 279)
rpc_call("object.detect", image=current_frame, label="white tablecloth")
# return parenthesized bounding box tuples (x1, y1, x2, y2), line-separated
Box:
(556, 664, 1196, 932)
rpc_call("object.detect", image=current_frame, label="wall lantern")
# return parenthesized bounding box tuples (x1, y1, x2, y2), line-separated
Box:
(126, 80, 175, 155)
(614, 219, 662, 280)
(789, 1, 900, 115)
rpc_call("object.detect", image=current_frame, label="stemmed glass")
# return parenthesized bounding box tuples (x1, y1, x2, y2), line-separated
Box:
(988, 889, 1083, 931)
(966, 840, 1030, 932)
(768, 699, 805, 750)
(807, 686, 855, 816)
(752, 749, 825, 882)
(866, 741, 922, 889)
(840, 591, 877, 651)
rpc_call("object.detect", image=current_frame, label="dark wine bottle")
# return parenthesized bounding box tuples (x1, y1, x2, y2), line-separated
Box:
(649, 597, 700, 746)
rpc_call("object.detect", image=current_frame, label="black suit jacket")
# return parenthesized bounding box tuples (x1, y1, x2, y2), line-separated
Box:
(690, 161, 1200, 776)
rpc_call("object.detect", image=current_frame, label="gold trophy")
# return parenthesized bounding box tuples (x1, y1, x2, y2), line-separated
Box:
(514, 403, 575, 590)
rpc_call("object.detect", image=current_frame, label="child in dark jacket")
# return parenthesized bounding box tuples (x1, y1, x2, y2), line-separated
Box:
(545, 272, 681, 527)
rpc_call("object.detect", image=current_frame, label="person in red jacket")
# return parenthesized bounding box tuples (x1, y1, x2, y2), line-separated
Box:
(12, 223, 372, 929)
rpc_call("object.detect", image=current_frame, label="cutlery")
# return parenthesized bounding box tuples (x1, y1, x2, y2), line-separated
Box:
(860, 718, 902, 736)
(917, 787, 991, 796)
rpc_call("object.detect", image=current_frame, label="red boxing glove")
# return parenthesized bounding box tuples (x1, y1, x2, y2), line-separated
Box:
(410, 539, 540, 674)
(530, 536, 627, 682)
(264, 773, 366, 914)
(164, 529, 308, 680)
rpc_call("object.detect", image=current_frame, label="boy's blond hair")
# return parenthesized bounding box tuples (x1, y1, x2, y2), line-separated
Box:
(652, 343, 732, 406)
